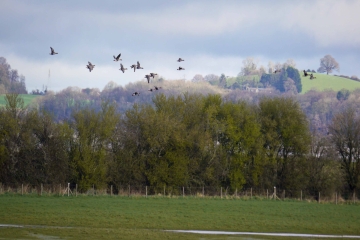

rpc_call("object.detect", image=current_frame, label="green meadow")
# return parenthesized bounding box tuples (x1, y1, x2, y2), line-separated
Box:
(301, 73, 360, 93)
(0, 195, 359, 239)
(0, 94, 41, 107)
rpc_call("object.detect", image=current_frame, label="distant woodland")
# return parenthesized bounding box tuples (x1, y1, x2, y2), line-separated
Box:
(0, 57, 27, 94)
(0, 56, 360, 198)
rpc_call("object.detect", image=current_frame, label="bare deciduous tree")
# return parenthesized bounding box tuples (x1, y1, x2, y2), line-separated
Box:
(204, 74, 219, 83)
(283, 59, 296, 69)
(317, 54, 340, 75)
(259, 65, 266, 76)
(191, 74, 204, 83)
(9, 69, 19, 83)
(274, 62, 282, 72)
(268, 61, 274, 74)
(283, 78, 297, 95)
(329, 107, 360, 193)
(240, 57, 258, 76)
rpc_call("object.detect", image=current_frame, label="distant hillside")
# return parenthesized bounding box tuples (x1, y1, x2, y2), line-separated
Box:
(0, 94, 41, 107)
(301, 73, 360, 93)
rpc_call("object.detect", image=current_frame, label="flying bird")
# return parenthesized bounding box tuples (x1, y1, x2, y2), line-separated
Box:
(136, 61, 144, 70)
(113, 53, 122, 61)
(86, 61, 95, 72)
(130, 64, 137, 72)
(145, 75, 151, 83)
(148, 88, 154, 92)
(119, 63, 127, 73)
(154, 86, 162, 90)
(274, 69, 281, 74)
(50, 47, 58, 55)
(150, 73, 157, 78)
(177, 58, 184, 62)
(132, 92, 140, 96)
(177, 67, 185, 70)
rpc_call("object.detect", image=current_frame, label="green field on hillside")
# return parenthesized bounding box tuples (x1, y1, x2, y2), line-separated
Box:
(0, 195, 359, 239)
(301, 73, 360, 93)
(0, 94, 41, 107)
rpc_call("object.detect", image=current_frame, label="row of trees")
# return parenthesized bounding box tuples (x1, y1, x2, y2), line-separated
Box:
(259, 66, 302, 93)
(36, 77, 360, 137)
(1, 93, 359, 197)
(191, 66, 302, 93)
(192, 55, 340, 91)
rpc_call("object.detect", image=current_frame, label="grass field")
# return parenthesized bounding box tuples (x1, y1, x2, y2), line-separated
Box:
(0, 195, 359, 239)
(0, 94, 41, 107)
(301, 73, 360, 93)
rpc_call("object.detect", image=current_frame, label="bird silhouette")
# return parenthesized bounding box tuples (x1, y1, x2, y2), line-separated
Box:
(86, 61, 95, 72)
(150, 73, 157, 78)
(177, 67, 185, 70)
(119, 63, 127, 73)
(136, 61, 143, 70)
(113, 53, 122, 61)
(50, 47, 58, 55)
(154, 86, 162, 90)
(145, 75, 151, 83)
(132, 92, 140, 96)
(177, 58, 184, 62)
(130, 64, 137, 72)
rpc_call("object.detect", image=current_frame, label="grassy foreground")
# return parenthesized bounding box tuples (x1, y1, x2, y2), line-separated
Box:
(0, 195, 359, 240)
(301, 73, 360, 93)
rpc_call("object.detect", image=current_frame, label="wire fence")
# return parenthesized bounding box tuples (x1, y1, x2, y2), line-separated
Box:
(0, 183, 358, 204)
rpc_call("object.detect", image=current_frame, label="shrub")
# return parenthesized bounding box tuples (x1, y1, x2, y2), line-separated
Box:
(351, 75, 359, 81)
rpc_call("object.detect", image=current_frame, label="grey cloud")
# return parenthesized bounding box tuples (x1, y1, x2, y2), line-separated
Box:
(1, 0, 360, 91)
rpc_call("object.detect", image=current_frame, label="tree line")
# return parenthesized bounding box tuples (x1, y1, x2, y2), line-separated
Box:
(1, 93, 359, 198)
(0, 57, 27, 94)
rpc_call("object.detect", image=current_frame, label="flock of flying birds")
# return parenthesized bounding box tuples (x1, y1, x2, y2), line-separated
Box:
(49, 47, 186, 97)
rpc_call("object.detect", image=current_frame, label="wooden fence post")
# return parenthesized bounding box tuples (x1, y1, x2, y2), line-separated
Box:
(336, 192, 337, 205)
(274, 187, 276, 201)
(111, 185, 113, 196)
(354, 192, 356, 204)
(182, 186, 184, 198)
(59, 184, 61, 196)
(318, 192, 320, 203)
(128, 185, 130, 197)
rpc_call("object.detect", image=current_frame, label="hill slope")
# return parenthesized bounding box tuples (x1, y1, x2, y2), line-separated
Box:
(0, 94, 41, 107)
(301, 73, 360, 93)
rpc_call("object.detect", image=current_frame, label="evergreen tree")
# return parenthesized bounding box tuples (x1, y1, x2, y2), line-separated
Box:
(286, 66, 302, 93)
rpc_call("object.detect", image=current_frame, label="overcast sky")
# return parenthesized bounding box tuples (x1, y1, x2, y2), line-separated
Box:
(1, 0, 359, 92)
